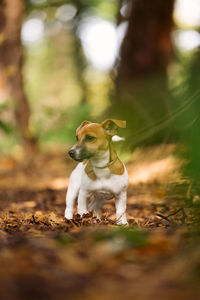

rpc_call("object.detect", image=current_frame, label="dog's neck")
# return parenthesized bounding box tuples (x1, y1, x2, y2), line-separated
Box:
(84, 142, 125, 180)
(90, 149, 110, 169)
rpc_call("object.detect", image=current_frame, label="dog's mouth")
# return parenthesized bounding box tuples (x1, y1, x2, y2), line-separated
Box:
(73, 157, 85, 162)
(68, 146, 93, 162)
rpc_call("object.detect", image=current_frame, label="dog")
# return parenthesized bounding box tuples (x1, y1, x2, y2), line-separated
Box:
(64, 119, 128, 225)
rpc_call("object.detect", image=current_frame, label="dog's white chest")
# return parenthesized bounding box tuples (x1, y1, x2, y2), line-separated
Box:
(81, 163, 128, 195)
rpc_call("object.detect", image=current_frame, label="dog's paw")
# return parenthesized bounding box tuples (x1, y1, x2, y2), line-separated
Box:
(64, 209, 73, 220)
(92, 210, 101, 220)
(116, 218, 128, 226)
(77, 209, 89, 217)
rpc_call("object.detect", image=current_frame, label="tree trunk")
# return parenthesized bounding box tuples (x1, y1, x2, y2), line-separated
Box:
(0, 0, 37, 151)
(111, 0, 175, 146)
(116, 0, 174, 89)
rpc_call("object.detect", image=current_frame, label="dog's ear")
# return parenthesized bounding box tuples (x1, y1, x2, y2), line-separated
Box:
(76, 120, 91, 135)
(101, 119, 126, 136)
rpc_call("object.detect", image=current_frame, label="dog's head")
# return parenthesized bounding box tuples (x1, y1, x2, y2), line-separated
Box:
(68, 119, 126, 162)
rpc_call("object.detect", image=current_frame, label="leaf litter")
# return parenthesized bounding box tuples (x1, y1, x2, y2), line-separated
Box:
(0, 145, 200, 299)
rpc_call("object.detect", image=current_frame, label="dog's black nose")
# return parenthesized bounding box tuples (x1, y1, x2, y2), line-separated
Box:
(68, 149, 75, 158)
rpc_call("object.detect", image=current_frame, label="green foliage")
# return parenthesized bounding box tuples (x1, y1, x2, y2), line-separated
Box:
(172, 54, 200, 188)
(55, 233, 75, 246)
(42, 103, 92, 144)
(167, 51, 200, 220)
(0, 120, 12, 134)
(93, 227, 148, 247)
(26, 0, 118, 20)
(0, 103, 8, 111)
(0, 103, 12, 134)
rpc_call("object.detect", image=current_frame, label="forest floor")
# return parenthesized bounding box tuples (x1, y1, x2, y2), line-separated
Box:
(0, 144, 200, 300)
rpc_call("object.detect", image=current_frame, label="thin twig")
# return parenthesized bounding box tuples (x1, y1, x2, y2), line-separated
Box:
(69, 219, 79, 227)
(156, 207, 186, 224)
(167, 208, 183, 218)
(156, 213, 170, 223)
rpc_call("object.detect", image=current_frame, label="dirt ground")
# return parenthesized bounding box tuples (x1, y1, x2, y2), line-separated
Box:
(0, 144, 200, 300)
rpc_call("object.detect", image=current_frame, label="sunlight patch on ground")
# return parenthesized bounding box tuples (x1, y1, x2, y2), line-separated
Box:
(127, 145, 180, 185)
(49, 178, 68, 190)
(128, 156, 178, 185)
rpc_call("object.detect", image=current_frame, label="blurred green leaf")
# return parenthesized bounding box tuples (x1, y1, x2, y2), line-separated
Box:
(0, 120, 12, 134)
(93, 227, 148, 247)
(55, 233, 75, 246)
(42, 103, 92, 144)
(0, 103, 8, 112)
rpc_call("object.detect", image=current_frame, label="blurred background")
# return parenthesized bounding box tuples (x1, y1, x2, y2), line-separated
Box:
(0, 0, 200, 187)
(0, 0, 199, 145)
(1, 2, 200, 298)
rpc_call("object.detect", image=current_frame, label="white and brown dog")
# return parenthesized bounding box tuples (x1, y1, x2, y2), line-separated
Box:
(65, 119, 128, 225)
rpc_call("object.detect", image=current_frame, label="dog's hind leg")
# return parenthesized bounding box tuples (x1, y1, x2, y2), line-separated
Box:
(88, 196, 105, 219)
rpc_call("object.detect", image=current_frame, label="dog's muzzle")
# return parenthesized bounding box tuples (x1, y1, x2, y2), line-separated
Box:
(68, 146, 92, 162)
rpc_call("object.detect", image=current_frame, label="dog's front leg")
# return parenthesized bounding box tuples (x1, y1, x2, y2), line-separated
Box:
(65, 173, 80, 219)
(77, 189, 90, 216)
(65, 186, 79, 219)
(115, 191, 128, 225)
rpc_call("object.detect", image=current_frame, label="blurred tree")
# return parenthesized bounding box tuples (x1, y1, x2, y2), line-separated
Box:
(28, 0, 89, 105)
(0, 0, 37, 151)
(116, 0, 174, 88)
(112, 0, 175, 146)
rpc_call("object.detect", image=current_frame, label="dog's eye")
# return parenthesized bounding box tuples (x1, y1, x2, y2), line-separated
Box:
(85, 135, 96, 142)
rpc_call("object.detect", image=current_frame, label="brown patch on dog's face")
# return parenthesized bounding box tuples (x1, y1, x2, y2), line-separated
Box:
(84, 137, 124, 180)
(78, 123, 108, 151)
(69, 123, 109, 162)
